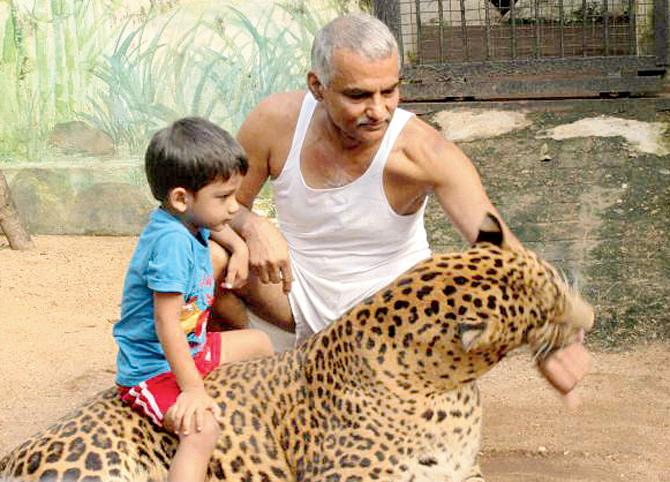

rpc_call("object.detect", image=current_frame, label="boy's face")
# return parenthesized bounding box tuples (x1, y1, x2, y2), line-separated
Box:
(184, 173, 242, 232)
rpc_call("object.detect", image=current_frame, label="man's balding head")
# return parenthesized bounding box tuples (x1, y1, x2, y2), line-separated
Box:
(311, 13, 399, 86)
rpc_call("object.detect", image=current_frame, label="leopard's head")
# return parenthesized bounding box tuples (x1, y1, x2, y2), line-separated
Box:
(453, 213, 594, 363)
(322, 213, 594, 394)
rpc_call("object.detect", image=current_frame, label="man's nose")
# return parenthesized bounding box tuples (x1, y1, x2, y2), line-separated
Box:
(366, 94, 385, 120)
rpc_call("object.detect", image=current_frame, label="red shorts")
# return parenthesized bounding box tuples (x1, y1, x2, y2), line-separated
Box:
(117, 332, 221, 427)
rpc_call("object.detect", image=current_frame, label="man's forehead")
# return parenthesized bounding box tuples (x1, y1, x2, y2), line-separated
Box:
(328, 48, 400, 88)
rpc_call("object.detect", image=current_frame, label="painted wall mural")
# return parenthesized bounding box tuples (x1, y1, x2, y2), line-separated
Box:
(0, 0, 356, 163)
(0, 0, 357, 234)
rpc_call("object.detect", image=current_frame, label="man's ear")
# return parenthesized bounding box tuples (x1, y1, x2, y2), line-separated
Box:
(474, 212, 504, 247)
(166, 187, 189, 213)
(307, 71, 324, 101)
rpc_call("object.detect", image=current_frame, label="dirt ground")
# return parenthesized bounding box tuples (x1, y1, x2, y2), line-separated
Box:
(1, 235, 669, 481)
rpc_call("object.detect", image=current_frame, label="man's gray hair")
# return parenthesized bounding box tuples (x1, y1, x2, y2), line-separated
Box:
(311, 12, 399, 85)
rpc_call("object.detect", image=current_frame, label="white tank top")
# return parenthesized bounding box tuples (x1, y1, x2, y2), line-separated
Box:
(272, 92, 431, 333)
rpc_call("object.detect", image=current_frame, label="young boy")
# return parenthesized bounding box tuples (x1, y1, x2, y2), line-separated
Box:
(113, 117, 274, 482)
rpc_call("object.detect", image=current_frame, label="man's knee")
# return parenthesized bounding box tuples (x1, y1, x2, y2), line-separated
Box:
(236, 275, 295, 332)
(250, 329, 274, 357)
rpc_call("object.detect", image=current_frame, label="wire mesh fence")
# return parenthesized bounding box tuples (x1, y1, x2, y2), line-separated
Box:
(398, 0, 659, 65)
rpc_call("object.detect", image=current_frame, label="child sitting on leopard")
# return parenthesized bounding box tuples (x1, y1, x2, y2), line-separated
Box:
(113, 117, 274, 482)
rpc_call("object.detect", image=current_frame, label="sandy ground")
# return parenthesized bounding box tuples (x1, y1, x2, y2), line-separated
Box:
(1, 235, 669, 481)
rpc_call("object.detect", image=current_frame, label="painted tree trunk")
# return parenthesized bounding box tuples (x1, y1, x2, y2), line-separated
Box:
(0, 171, 34, 250)
(52, 0, 68, 119)
(33, 0, 51, 124)
(9, 2, 28, 109)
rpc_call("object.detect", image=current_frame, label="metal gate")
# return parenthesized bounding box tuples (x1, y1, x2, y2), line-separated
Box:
(373, 0, 669, 100)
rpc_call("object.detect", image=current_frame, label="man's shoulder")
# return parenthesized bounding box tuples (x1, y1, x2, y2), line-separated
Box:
(251, 90, 306, 125)
(399, 113, 441, 141)
(239, 91, 306, 152)
(396, 113, 451, 162)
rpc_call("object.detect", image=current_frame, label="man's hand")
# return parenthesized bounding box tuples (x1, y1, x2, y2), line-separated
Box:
(165, 387, 221, 436)
(243, 215, 293, 294)
(539, 342, 592, 404)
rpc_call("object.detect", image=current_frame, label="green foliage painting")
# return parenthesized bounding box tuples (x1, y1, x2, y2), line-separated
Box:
(0, 0, 356, 162)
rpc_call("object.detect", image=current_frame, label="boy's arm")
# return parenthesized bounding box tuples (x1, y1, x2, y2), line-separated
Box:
(210, 224, 245, 253)
(153, 292, 220, 434)
(209, 225, 249, 289)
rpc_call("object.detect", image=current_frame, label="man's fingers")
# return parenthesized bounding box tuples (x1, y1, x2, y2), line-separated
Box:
(562, 389, 581, 409)
(540, 343, 592, 394)
(542, 355, 579, 393)
(281, 262, 293, 294)
(252, 264, 270, 284)
(267, 264, 281, 284)
(559, 343, 592, 380)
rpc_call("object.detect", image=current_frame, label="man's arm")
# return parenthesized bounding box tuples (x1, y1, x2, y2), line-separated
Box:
(405, 118, 591, 402)
(403, 118, 520, 248)
(229, 95, 293, 293)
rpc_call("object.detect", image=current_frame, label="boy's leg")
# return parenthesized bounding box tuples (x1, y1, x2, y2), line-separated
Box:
(165, 411, 220, 482)
(119, 372, 220, 482)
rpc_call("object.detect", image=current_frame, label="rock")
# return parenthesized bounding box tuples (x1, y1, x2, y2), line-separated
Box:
(9, 169, 74, 234)
(69, 182, 155, 235)
(48, 121, 115, 157)
(539, 142, 552, 162)
(434, 109, 532, 143)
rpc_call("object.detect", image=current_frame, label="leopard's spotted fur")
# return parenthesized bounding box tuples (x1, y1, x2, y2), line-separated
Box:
(0, 214, 594, 482)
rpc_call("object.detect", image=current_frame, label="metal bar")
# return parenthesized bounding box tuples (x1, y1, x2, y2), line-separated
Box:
(628, 0, 636, 56)
(603, 0, 609, 56)
(400, 76, 664, 101)
(559, 0, 565, 57)
(373, 0, 404, 62)
(437, 0, 444, 63)
(484, 0, 491, 60)
(534, 0, 542, 59)
(459, 0, 469, 61)
(415, 0, 422, 64)
(516, 0, 520, 58)
(655, 0, 669, 65)
(582, 0, 587, 57)
(401, 55, 660, 80)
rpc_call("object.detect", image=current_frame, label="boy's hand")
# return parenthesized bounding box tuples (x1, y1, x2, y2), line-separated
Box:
(166, 388, 222, 436)
(222, 243, 249, 290)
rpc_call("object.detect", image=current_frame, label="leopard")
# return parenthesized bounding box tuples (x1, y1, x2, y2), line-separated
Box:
(0, 213, 594, 482)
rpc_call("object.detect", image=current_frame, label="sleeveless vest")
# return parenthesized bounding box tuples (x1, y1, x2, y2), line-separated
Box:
(272, 92, 431, 334)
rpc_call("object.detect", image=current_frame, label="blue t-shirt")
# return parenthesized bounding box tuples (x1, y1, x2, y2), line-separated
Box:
(114, 208, 215, 386)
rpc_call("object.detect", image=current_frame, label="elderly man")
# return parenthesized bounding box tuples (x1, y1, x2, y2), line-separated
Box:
(216, 12, 589, 398)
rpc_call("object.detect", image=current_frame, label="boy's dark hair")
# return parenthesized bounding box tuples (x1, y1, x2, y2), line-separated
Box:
(145, 117, 248, 202)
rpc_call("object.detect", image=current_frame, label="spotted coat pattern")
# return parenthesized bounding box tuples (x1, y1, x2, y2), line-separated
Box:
(0, 215, 594, 482)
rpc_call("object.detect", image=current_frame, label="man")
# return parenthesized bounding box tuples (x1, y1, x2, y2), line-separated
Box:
(221, 12, 590, 398)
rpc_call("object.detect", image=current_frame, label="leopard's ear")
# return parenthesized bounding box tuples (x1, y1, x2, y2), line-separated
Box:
(458, 318, 492, 352)
(474, 212, 504, 247)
